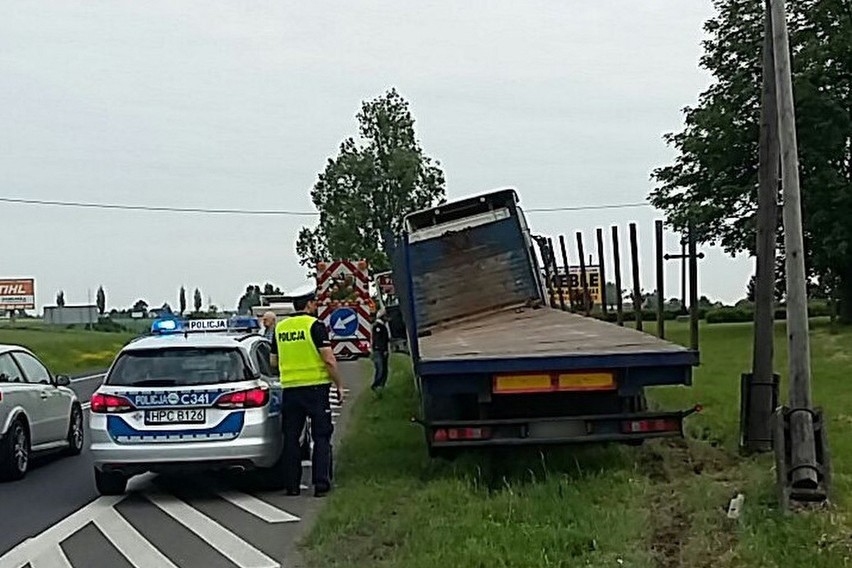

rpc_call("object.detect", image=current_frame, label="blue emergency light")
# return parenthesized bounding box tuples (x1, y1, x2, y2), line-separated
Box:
(150, 317, 184, 334)
(228, 316, 260, 332)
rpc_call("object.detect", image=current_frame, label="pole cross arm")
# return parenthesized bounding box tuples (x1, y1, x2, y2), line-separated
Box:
(664, 252, 705, 261)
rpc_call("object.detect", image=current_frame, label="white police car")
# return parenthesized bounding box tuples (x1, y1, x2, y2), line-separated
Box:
(89, 316, 284, 495)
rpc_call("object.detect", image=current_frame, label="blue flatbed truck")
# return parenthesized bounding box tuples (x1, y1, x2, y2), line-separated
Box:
(390, 189, 701, 457)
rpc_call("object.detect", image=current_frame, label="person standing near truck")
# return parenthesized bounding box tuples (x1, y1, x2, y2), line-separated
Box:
(270, 293, 344, 497)
(371, 309, 390, 392)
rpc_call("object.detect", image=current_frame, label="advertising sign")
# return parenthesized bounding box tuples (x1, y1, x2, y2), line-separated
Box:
(0, 279, 35, 310)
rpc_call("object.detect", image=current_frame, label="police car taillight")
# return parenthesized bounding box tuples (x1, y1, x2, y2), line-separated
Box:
(90, 393, 136, 414)
(215, 386, 269, 409)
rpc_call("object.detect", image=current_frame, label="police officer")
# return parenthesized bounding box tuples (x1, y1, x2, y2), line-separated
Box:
(270, 293, 344, 497)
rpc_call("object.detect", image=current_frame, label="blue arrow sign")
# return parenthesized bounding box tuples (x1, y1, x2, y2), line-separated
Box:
(330, 307, 359, 337)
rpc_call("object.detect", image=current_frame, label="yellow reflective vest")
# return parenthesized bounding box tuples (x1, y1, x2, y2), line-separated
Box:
(275, 315, 331, 388)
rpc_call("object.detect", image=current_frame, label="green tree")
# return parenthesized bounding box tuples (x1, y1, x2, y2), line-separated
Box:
(649, 0, 851, 316)
(296, 88, 446, 271)
(56, 290, 65, 307)
(194, 288, 202, 313)
(237, 285, 262, 315)
(179, 286, 187, 315)
(96, 286, 106, 315)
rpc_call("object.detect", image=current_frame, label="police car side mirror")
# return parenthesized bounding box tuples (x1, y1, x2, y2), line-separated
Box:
(53, 375, 71, 387)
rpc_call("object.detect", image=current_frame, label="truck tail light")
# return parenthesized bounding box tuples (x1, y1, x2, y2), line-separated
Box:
(621, 418, 681, 434)
(433, 427, 491, 442)
(216, 386, 269, 409)
(90, 393, 136, 414)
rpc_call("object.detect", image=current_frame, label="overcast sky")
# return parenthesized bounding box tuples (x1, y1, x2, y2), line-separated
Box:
(0, 1, 753, 311)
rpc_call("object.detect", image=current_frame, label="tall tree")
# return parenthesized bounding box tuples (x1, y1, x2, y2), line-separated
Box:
(179, 286, 187, 315)
(649, 0, 851, 317)
(194, 288, 202, 313)
(96, 286, 106, 315)
(237, 285, 262, 315)
(56, 290, 65, 307)
(296, 88, 446, 271)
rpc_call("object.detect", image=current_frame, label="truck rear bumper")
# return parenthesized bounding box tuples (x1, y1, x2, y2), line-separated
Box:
(424, 406, 701, 448)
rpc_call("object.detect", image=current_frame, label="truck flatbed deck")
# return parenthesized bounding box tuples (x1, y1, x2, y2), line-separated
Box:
(417, 306, 698, 374)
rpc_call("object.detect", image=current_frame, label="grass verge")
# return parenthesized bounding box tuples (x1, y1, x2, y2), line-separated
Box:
(304, 321, 852, 567)
(0, 323, 135, 374)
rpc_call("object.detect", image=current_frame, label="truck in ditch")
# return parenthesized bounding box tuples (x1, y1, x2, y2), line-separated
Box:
(389, 189, 700, 457)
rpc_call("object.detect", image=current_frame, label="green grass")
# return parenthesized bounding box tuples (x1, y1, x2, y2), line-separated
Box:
(305, 321, 852, 567)
(0, 322, 135, 374)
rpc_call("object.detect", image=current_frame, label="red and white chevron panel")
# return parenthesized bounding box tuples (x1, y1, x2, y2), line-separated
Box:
(316, 259, 370, 302)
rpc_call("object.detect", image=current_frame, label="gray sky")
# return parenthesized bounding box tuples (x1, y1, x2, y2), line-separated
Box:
(0, 1, 752, 311)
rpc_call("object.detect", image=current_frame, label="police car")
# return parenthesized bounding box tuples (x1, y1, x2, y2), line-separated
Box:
(89, 316, 284, 495)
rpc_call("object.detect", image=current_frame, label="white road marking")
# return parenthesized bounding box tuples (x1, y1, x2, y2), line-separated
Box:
(0, 475, 155, 568)
(94, 508, 179, 568)
(81, 402, 91, 411)
(218, 492, 299, 523)
(71, 374, 105, 383)
(147, 493, 278, 568)
(28, 544, 72, 568)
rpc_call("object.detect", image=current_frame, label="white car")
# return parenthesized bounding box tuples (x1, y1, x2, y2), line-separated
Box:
(0, 345, 84, 480)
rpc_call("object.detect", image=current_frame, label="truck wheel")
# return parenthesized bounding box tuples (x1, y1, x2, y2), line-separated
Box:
(95, 468, 127, 495)
(0, 419, 30, 481)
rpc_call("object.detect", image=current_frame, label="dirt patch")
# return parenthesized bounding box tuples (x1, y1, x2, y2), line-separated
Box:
(642, 439, 741, 568)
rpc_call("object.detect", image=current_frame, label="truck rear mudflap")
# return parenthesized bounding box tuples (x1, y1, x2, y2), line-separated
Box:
(423, 406, 702, 448)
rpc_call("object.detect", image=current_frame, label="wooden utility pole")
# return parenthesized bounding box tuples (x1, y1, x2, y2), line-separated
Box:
(743, 0, 781, 455)
(576, 233, 591, 316)
(559, 236, 573, 311)
(687, 222, 699, 352)
(629, 223, 643, 331)
(596, 228, 609, 316)
(770, 0, 819, 489)
(549, 237, 566, 311)
(611, 226, 625, 326)
(655, 220, 666, 339)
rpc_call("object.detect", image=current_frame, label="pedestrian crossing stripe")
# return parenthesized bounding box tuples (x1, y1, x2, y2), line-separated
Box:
(0, 475, 300, 568)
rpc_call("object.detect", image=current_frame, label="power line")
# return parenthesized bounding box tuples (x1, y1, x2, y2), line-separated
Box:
(0, 196, 317, 216)
(0, 195, 651, 216)
(526, 202, 649, 213)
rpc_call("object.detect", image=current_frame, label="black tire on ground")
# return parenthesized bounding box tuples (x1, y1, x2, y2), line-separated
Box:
(94, 468, 127, 495)
(0, 418, 30, 481)
(65, 404, 84, 456)
(253, 449, 288, 491)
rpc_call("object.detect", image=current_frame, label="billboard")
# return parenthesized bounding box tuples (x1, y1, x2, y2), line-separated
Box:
(0, 279, 35, 310)
(553, 266, 602, 304)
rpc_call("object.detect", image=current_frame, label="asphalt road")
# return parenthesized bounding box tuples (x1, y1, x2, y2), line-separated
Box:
(0, 363, 364, 568)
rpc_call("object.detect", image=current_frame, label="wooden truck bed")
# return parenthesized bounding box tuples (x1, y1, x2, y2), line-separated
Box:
(419, 306, 691, 365)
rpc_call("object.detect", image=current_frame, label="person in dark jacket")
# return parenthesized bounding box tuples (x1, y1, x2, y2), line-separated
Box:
(371, 309, 390, 392)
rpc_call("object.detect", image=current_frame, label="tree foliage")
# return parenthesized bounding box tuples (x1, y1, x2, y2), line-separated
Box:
(296, 88, 446, 272)
(179, 286, 187, 315)
(194, 288, 202, 313)
(56, 290, 65, 308)
(96, 286, 106, 315)
(650, 0, 851, 309)
(237, 285, 262, 315)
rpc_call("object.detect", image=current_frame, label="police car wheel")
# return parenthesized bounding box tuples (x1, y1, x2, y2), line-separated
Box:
(95, 468, 128, 496)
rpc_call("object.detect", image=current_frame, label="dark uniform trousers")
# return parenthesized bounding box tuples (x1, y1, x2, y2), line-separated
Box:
(281, 383, 333, 491)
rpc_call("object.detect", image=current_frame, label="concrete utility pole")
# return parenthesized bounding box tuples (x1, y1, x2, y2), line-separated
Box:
(743, 0, 781, 455)
(770, 0, 819, 489)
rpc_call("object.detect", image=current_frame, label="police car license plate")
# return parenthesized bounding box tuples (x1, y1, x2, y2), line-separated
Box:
(145, 409, 206, 425)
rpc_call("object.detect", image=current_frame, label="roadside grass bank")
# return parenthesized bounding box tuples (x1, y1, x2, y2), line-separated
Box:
(305, 321, 852, 567)
(0, 323, 135, 375)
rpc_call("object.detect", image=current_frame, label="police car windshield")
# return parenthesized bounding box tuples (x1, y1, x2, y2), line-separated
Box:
(106, 348, 249, 387)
